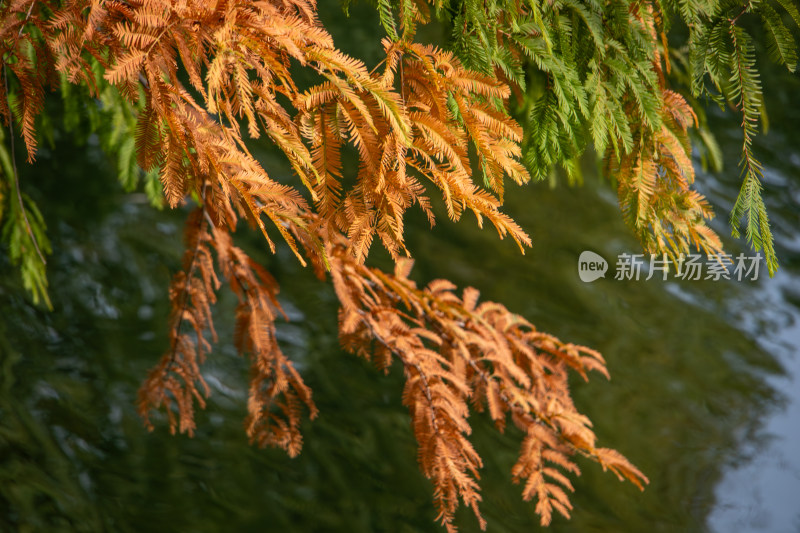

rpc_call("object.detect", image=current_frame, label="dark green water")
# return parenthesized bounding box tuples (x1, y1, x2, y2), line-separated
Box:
(2, 7, 800, 533)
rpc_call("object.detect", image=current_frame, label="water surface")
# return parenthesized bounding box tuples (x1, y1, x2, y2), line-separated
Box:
(1, 9, 799, 532)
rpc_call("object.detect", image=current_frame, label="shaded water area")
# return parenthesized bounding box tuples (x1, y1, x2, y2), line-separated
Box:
(2, 9, 800, 533)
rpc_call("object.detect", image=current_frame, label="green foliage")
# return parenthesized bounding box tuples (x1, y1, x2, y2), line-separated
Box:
(3, 0, 798, 306)
(0, 126, 51, 308)
(412, 0, 664, 171)
(56, 61, 165, 207)
(685, 0, 797, 275)
(361, 0, 797, 274)
(1, 55, 163, 306)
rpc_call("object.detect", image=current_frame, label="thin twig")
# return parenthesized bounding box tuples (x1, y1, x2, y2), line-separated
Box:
(3, 1, 45, 265)
(167, 194, 209, 365)
(729, 1, 751, 25)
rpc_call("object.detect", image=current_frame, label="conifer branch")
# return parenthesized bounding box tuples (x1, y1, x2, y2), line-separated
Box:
(13, 0, 800, 528)
(3, 64, 44, 267)
(328, 235, 647, 529)
(2, 1, 45, 268)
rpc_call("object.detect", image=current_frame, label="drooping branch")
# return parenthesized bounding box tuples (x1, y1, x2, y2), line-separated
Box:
(138, 206, 217, 436)
(1, 1, 661, 530)
(328, 235, 647, 529)
(210, 214, 317, 457)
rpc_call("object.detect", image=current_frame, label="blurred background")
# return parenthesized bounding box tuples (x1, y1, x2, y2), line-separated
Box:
(1, 4, 799, 532)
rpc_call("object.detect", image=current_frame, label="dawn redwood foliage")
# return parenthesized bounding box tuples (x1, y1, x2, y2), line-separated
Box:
(0, 0, 797, 529)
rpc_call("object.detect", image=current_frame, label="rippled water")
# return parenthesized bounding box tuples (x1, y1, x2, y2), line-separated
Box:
(703, 72, 800, 532)
(1, 9, 799, 532)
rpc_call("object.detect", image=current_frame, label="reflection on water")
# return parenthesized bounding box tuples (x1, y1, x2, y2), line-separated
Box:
(2, 12, 799, 533)
(703, 71, 800, 532)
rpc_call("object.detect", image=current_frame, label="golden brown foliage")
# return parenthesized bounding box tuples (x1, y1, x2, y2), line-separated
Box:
(329, 235, 646, 529)
(138, 202, 316, 455)
(0, 0, 51, 161)
(3, 0, 648, 529)
(606, 3, 724, 263)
